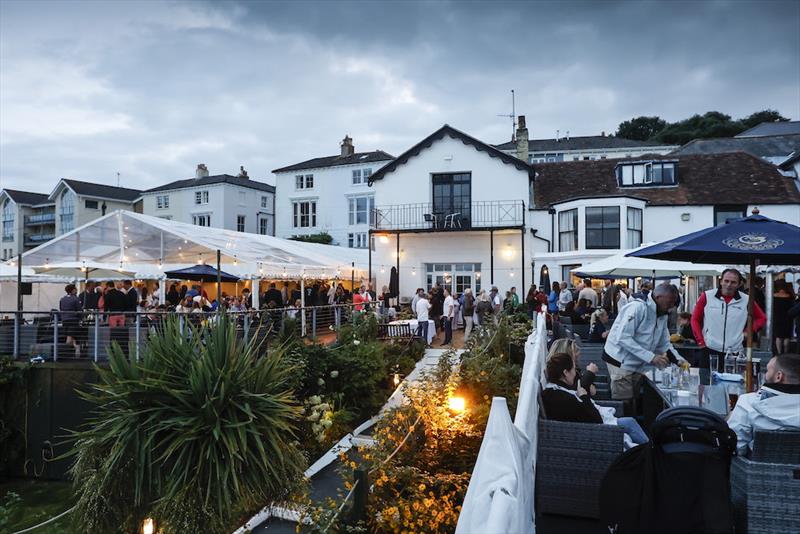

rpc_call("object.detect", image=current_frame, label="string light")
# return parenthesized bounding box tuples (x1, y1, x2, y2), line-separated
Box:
(44, 258, 50, 269)
(380, 266, 385, 273)
(197, 254, 203, 265)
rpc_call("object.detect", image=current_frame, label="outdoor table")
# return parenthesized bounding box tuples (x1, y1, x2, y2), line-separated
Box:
(643, 368, 747, 424)
(388, 319, 434, 345)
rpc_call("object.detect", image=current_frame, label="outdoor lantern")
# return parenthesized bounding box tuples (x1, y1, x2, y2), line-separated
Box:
(142, 517, 155, 534)
(448, 397, 466, 414)
(393, 373, 401, 387)
(411, 268, 416, 275)
(44, 258, 50, 269)
(475, 272, 481, 279)
(504, 246, 514, 259)
(379, 235, 389, 244)
(380, 266, 385, 273)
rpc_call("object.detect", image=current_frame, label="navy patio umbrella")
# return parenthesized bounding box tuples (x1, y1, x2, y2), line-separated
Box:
(164, 264, 240, 283)
(627, 209, 800, 391)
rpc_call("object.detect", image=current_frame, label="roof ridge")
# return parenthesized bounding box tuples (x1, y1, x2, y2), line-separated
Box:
(63, 178, 142, 192)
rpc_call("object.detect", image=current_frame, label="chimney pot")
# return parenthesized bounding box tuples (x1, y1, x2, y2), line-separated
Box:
(195, 164, 209, 179)
(238, 165, 249, 179)
(601, 131, 606, 137)
(340, 135, 355, 157)
(515, 115, 529, 163)
(556, 130, 560, 142)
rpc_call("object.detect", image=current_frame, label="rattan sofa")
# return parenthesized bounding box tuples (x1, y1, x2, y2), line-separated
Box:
(730, 430, 800, 534)
(536, 400, 626, 518)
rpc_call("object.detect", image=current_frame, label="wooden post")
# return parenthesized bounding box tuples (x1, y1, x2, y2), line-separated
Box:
(216, 249, 222, 309)
(348, 468, 369, 524)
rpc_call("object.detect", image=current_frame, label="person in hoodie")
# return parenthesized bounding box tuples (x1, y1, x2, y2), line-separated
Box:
(727, 353, 800, 456)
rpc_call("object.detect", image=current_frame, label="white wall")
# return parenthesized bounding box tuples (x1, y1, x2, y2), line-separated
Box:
(141, 183, 276, 234)
(274, 160, 390, 246)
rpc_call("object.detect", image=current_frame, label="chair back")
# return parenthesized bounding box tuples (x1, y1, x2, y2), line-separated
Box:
(752, 430, 800, 464)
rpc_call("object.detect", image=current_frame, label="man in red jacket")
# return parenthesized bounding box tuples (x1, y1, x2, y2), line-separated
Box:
(691, 268, 766, 372)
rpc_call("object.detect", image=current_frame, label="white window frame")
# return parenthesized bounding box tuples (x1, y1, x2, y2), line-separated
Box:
(259, 217, 269, 235)
(261, 195, 268, 208)
(292, 200, 317, 228)
(347, 232, 369, 248)
(192, 213, 211, 227)
(195, 190, 209, 205)
(156, 195, 170, 209)
(295, 174, 314, 190)
(348, 195, 374, 226)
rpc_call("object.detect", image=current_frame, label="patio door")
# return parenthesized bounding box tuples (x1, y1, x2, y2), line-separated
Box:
(432, 173, 471, 228)
(425, 263, 481, 295)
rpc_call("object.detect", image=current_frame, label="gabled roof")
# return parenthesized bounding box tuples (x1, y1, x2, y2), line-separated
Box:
(272, 151, 394, 174)
(369, 124, 533, 184)
(736, 121, 800, 138)
(144, 174, 275, 194)
(779, 151, 800, 170)
(52, 179, 142, 202)
(493, 135, 672, 153)
(671, 134, 800, 160)
(1, 189, 52, 206)
(533, 151, 800, 208)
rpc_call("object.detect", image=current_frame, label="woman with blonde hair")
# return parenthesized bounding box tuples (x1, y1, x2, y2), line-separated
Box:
(589, 308, 609, 343)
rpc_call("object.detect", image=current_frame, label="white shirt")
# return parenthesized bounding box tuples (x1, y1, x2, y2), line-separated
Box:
(578, 287, 598, 307)
(416, 297, 431, 321)
(492, 293, 502, 310)
(444, 295, 455, 318)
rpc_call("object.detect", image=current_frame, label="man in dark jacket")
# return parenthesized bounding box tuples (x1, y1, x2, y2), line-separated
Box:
(104, 281, 127, 327)
(263, 283, 284, 308)
(78, 281, 100, 310)
(123, 280, 138, 315)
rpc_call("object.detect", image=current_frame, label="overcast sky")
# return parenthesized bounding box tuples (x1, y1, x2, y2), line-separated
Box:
(1, 0, 798, 193)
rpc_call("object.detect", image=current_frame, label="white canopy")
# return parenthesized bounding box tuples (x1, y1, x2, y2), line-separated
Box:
(572, 244, 725, 278)
(10, 210, 368, 279)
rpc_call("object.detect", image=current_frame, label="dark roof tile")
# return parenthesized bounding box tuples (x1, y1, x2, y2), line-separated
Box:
(369, 125, 533, 184)
(3, 189, 52, 205)
(272, 151, 394, 174)
(145, 174, 275, 194)
(62, 179, 142, 202)
(671, 134, 800, 159)
(493, 135, 670, 152)
(736, 121, 800, 138)
(533, 152, 800, 208)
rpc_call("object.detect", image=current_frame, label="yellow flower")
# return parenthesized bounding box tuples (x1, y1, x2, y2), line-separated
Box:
(418, 483, 426, 491)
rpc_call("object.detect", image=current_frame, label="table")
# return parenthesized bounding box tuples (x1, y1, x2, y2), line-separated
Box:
(388, 319, 435, 345)
(645, 369, 747, 420)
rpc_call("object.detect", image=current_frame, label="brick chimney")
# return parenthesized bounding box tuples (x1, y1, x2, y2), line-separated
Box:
(195, 164, 209, 178)
(516, 115, 529, 163)
(340, 135, 354, 157)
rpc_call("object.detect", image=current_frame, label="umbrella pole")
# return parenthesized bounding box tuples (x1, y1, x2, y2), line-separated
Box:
(216, 249, 222, 311)
(745, 258, 756, 392)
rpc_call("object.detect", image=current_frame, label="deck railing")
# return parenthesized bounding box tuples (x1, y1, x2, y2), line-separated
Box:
(371, 200, 524, 232)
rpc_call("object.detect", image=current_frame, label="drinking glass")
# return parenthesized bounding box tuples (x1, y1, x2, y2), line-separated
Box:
(688, 374, 700, 394)
(662, 370, 672, 389)
(709, 354, 719, 375)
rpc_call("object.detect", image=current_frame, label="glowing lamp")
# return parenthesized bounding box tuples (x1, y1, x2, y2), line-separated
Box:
(448, 396, 466, 414)
(379, 235, 389, 244)
(393, 373, 400, 387)
(142, 518, 155, 534)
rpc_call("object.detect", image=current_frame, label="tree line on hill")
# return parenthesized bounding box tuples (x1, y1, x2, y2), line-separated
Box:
(615, 109, 790, 145)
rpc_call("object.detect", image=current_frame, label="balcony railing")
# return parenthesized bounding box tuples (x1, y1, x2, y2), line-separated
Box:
(24, 213, 56, 225)
(371, 200, 524, 232)
(24, 233, 55, 245)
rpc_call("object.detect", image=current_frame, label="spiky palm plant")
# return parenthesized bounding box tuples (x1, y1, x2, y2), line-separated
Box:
(69, 316, 307, 533)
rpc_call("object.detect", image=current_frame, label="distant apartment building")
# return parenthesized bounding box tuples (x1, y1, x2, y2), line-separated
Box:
(494, 117, 677, 163)
(272, 136, 394, 247)
(0, 189, 55, 259)
(49, 179, 142, 236)
(139, 165, 276, 235)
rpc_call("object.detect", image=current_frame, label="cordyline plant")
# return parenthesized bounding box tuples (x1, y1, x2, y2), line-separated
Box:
(67, 316, 307, 533)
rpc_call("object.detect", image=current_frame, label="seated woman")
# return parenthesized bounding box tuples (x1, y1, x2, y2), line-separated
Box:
(542, 353, 649, 445)
(588, 309, 610, 343)
(574, 298, 594, 322)
(549, 338, 597, 397)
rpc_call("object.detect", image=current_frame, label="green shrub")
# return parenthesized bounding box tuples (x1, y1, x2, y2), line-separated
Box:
(0, 359, 29, 476)
(288, 232, 333, 244)
(68, 316, 307, 533)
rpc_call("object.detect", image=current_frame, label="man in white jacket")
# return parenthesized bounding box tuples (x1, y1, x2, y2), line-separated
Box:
(603, 283, 680, 400)
(728, 353, 800, 455)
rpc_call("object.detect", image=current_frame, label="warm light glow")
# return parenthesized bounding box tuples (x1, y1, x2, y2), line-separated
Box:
(503, 247, 514, 259)
(142, 517, 155, 534)
(411, 269, 416, 275)
(393, 373, 400, 387)
(448, 397, 466, 413)
(380, 266, 385, 273)
(475, 272, 481, 278)
(379, 235, 389, 244)
(509, 271, 515, 277)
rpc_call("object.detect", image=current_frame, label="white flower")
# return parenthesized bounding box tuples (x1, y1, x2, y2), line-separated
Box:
(353, 339, 361, 346)
(308, 411, 321, 421)
(330, 370, 339, 378)
(309, 395, 321, 405)
(317, 377, 325, 386)
(322, 419, 332, 428)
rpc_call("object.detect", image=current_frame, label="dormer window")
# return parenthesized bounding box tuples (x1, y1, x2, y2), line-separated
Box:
(616, 161, 677, 187)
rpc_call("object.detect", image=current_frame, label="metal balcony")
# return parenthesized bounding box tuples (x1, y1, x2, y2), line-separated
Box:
(371, 200, 525, 233)
(24, 213, 56, 225)
(24, 233, 55, 245)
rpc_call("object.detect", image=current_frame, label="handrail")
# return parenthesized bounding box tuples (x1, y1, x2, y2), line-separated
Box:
(371, 200, 525, 231)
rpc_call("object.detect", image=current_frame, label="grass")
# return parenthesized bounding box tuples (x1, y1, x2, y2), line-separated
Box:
(0, 479, 77, 533)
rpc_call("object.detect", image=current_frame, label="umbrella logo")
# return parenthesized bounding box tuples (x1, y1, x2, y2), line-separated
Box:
(722, 233, 784, 251)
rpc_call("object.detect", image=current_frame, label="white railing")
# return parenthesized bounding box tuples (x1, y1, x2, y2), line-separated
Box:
(456, 312, 547, 534)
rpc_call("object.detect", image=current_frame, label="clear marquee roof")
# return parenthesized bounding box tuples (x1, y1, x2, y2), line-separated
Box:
(9, 211, 368, 280)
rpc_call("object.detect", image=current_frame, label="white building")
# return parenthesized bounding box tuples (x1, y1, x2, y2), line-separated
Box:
(48, 179, 142, 236)
(494, 117, 677, 163)
(367, 123, 800, 300)
(272, 136, 393, 247)
(0, 189, 55, 260)
(139, 165, 276, 235)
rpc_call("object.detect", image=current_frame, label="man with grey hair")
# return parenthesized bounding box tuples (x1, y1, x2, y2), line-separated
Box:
(603, 282, 682, 402)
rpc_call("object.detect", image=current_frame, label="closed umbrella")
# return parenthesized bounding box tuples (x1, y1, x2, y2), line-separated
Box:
(628, 209, 800, 391)
(389, 266, 399, 298)
(539, 264, 551, 293)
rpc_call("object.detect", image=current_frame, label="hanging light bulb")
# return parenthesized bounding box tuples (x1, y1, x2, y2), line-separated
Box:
(412, 268, 416, 276)
(233, 256, 238, 266)
(393, 373, 400, 387)
(509, 270, 515, 277)
(380, 266, 385, 274)
(197, 254, 203, 265)
(44, 258, 50, 269)
(157, 259, 163, 270)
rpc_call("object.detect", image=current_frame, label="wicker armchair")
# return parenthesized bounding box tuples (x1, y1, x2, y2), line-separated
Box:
(536, 400, 626, 518)
(730, 430, 800, 534)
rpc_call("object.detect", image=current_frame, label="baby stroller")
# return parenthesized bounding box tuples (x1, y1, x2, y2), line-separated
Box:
(599, 406, 737, 534)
